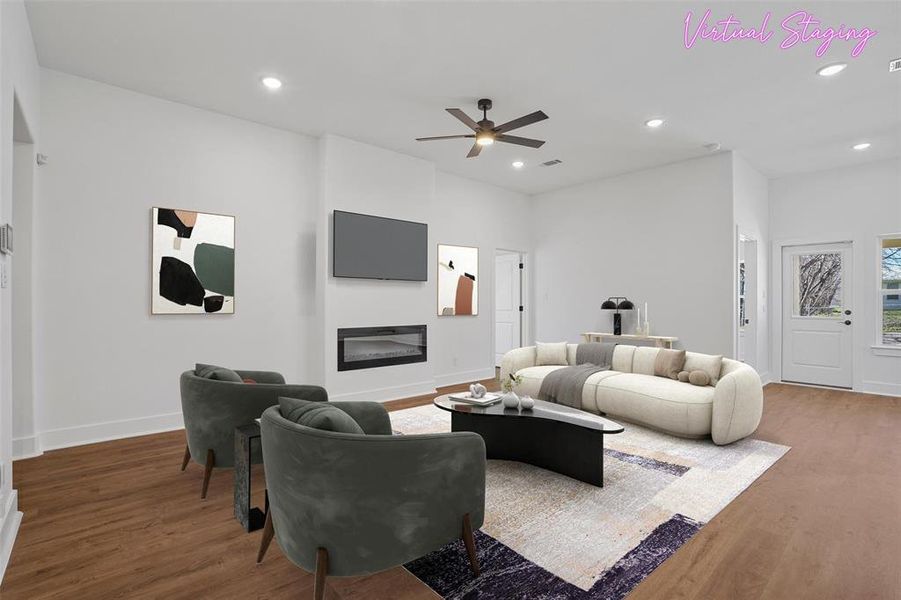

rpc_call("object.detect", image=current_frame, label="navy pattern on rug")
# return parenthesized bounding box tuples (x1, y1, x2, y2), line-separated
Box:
(405, 514, 702, 600)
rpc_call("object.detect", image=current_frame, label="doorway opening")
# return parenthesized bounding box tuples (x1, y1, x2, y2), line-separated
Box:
(11, 95, 38, 459)
(780, 242, 853, 388)
(737, 237, 758, 369)
(494, 250, 524, 367)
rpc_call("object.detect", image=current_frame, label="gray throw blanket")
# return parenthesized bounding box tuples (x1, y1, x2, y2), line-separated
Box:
(538, 343, 616, 408)
(576, 342, 616, 369)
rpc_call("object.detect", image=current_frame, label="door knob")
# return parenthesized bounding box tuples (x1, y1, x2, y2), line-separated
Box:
(844, 320, 852, 325)
(844, 309, 852, 315)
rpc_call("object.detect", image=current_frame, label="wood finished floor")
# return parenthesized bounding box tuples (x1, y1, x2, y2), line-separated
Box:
(3, 382, 899, 599)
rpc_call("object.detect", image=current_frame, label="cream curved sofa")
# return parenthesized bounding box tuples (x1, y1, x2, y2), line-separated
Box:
(500, 344, 763, 445)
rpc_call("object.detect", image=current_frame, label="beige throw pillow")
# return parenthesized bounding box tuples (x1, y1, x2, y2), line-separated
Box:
(654, 349, 686, 380)
(536, 341, 568, 366)
(683, 352, 723, 385)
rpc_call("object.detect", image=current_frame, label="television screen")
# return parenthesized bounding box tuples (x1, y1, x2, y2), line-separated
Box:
(333, 210, 428, 281)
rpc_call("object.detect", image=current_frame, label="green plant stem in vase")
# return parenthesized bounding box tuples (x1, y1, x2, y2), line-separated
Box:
(502, 373, 522, 393)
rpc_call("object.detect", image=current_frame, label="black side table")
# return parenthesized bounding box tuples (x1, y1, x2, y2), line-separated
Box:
(234, 422, 267, 532)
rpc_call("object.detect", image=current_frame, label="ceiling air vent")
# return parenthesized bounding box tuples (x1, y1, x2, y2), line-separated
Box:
(540, 159, 563, 167)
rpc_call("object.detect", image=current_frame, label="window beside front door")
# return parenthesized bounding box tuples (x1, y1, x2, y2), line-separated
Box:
(881, 236, 901, 346)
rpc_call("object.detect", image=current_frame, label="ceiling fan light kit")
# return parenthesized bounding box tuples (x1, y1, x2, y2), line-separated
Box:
(416, 98, 548, 158)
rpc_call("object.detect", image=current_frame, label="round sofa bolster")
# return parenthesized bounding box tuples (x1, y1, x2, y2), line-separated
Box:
(499, 346, 538, 382)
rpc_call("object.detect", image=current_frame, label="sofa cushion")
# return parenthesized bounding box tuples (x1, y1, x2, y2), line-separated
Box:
(684, 352, 723, 385)
(195, 363, 243, 383)
(566, 344, 579, 366)
(611, 345, 636, 373)
(278, 397, 364, 434)
(654, 349, 686, 380)
(596, 373, 714, 437)
(536, 342, 568, 366)
(581, 371, 626, 413)
(632, 347, 661, 375)
(514, 365, 568, 398)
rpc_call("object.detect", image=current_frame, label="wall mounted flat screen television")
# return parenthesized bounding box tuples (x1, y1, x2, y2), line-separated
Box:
(333, 210, 428, 281)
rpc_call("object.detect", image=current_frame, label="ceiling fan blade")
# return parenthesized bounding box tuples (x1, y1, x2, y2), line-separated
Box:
(466, 143, 483, 158)
(493, 110, 548, 134)
(446, 108, 480, 131)
(416, 135, 475, 141)
(495, 134, 545, 148)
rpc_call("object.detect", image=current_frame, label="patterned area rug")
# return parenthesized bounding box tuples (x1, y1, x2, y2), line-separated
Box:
(390, 404, 789, 600)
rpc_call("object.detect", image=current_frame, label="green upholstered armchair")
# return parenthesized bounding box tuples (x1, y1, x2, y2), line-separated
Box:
(179, 369, 327, 498)
(256, 403, 486, 600)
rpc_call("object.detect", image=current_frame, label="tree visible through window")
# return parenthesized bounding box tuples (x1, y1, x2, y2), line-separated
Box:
(794, 253, 843, 317)
(882, 237, 901, 346)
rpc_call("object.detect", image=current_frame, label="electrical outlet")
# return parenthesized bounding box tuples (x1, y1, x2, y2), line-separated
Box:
(0, 262, 7, 289)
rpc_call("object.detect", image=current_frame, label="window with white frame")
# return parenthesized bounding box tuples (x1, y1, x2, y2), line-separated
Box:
(880, 235, 901, 346)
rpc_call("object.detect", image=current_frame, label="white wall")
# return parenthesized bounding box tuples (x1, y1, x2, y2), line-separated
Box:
(318, 136, 532, 400)
(319, 135, 437, 401)
(35, 70, 320, 449)
(733, 153, 770, 379)
(531, 153, 736, 356)
(0, 0, 41, 580)
(432, 172, 532, 385)
(770, 158, 901, 396)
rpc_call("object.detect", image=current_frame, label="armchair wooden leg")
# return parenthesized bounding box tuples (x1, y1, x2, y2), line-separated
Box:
(200, 449, 215, 500)
(257, 510, 274, 564)
(314, 547, 328, 600)
(462, 513, 480, 576)
(180, 444, 191, 472)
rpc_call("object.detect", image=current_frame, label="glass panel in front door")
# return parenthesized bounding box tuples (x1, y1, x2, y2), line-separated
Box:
(792, 252, 843, 317)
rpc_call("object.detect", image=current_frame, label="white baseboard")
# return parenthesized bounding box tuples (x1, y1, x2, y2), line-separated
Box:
(39, 412, 184, 452)
(859, 380, 901, 398)
(330, 380, 438, 403)
(434, 368, 497, 389)
(774, 379, 901, 398)
(758, 372, 772, 386)
(12, 436, 41, 461)
(0, 490, 22, 585)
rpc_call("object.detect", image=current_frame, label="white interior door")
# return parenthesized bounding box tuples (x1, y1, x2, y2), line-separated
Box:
(495, 252, 521, 366)
(781, 243, 853, 388)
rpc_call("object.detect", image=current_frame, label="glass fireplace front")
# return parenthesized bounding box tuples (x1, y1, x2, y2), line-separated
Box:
(337, 325, 427, 371)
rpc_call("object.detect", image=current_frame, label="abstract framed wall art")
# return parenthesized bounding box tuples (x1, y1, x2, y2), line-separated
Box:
(437, 244, 478, 316)
(151, 207, 235, 314)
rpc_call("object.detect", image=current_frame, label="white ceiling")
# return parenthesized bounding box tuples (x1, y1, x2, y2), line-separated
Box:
(24, 1, 901, 194)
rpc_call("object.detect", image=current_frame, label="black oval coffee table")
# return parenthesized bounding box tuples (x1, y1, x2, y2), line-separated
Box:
(434, 394, 624, 487)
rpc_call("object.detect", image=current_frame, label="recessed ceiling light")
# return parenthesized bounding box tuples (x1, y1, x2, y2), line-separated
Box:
(645, 118, 665, 128)
(261, 76, 283, 90)
(512, 161, 524, 169)
(852, 142, 871, 151)
(817, 63, 847, 77)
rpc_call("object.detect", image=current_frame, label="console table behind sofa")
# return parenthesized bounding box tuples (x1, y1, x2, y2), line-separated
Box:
(581, 332, 678, 349)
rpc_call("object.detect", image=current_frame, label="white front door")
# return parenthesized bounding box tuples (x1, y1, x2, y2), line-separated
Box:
(494, 252, 522, 366)
(781, 243, 853, 388)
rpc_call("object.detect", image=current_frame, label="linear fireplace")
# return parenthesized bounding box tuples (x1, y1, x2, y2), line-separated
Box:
(337, 325, 427, 371)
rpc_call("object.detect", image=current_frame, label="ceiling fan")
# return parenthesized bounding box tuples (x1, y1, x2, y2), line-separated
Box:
(416, 98, 548, 158)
